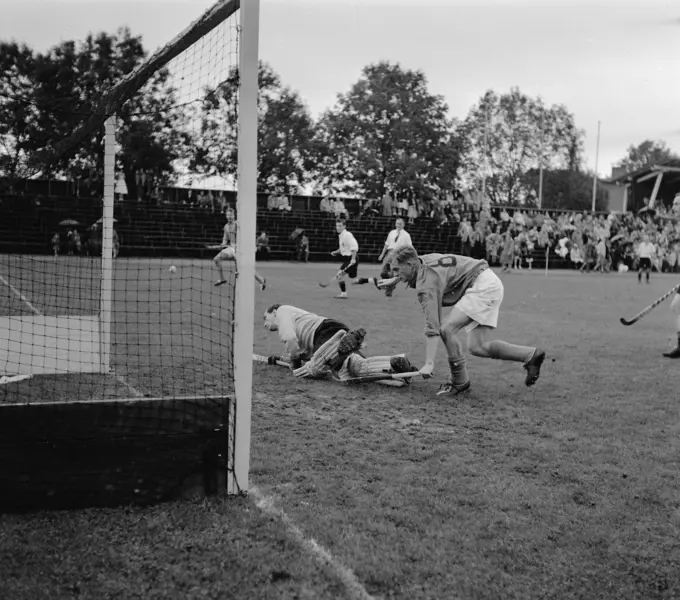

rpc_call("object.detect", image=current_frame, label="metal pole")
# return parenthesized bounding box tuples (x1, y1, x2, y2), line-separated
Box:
(591, 120, 601, 213)
(538, 115, 544, 210)
(481, 106, 489, 204)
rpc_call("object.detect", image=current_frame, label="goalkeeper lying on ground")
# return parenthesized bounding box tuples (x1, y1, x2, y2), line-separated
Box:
(263, 304, 416, 382)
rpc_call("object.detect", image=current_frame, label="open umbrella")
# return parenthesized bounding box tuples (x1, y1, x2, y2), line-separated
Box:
(93, 217, 119, 224)
(59, 218, 80, 227)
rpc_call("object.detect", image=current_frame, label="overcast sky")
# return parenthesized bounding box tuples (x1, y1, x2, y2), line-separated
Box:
(2, 0, 679, 177)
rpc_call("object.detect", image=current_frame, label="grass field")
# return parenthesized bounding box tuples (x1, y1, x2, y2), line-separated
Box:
(2, 259, 680, 599)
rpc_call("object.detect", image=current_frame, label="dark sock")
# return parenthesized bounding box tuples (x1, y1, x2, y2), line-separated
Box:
(355, 278, 369, 284)
(339, 281, 346, 293)
(448, 357, 469, 387)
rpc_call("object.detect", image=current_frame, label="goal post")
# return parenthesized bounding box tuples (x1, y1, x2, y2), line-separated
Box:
(0, 0, 258, 510)
(230, 0, 260, 495)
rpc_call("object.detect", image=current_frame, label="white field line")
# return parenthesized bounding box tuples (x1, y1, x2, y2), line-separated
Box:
(0, 272, 145, 398)
(113, 374, 146, 398)
(0, 274, 42, 315)
(250, 485, 377, 600)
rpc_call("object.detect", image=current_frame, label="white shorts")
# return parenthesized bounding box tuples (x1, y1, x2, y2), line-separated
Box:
(454, 269, 504, 329)
(215, 246, 236, 260)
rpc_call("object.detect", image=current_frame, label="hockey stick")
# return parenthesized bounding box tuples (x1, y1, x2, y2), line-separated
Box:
(318, 266, 350, 288)
(332, 370, 422, 384)
(253, 353, 290, 368)
(620, 283, 680, 326)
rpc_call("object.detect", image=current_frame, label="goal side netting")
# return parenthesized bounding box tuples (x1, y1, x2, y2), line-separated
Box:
(0, 0, 258, 509)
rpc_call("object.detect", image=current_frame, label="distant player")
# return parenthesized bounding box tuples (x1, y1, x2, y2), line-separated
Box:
(636, 234, 655, 284)
(214, 214, 266, 290)
(263, 303, 416, 381)
(327, 219, 359, 299)
(386, 245, 546, 397)
(354, 217, 413, 297)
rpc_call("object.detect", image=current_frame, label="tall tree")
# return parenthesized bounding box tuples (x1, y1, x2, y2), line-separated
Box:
(0, 29, 184, 194)
(0, 42, 39, 188)
(458, 88, 584, 205)
(315, 61, 461, 199)
(188, 62, 316, 192)
(613, 139, 678, 174)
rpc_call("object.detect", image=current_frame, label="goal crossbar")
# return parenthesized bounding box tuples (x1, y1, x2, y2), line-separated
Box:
(51, 0, 241, 163)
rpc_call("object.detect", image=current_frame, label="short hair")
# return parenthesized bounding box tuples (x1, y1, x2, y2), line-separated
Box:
(336, 219, 346, 226)
(265, 303, 281, 314)
(391, 245, 418, 264)
(395, 217, 405, 223)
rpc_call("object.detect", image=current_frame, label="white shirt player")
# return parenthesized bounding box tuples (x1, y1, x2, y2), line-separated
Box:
(222, 221, 236, 248)
(338, 229, 359, 257)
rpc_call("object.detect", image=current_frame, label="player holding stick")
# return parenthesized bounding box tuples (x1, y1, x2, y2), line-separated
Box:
(263, 303, 417, 382)
(353, 217, 413, 297)
(213, 213, 266, 290)
(321, 219, 359, 299)
(386, 245, 546, 397)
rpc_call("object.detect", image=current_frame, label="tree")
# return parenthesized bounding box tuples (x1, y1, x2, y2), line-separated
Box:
(314, 61, 462, 199)
(0, 42, 40, 189)
(458, 88, 584, 205)
(613, 139, 678, 174)
(522, 168, 608, 212)
(188, 62, 317, 192)
(0, 29, 185, 195)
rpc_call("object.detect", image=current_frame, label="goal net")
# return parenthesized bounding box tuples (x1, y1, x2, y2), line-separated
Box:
(0, 0, 258, 509)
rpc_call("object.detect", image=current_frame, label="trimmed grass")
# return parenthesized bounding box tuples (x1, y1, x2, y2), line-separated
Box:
(2, 261, 680, 599)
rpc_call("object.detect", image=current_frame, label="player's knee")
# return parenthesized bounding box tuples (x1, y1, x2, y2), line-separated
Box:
(468, 340, 490, 358)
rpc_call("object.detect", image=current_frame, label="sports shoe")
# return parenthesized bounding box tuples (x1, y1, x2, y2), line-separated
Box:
(663, 345, 680, 358)
(436, 380, 471, 397)
(524, 349, 546, 386)
(334, 294, 348, 299)
(260, 279, 267, 291)
(390, 356, 418, 374)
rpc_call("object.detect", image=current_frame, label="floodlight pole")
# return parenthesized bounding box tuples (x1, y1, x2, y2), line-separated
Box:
(231, 0, 260, 495)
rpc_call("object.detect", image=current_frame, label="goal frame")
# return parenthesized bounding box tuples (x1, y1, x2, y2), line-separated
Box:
(0, 0, 258, 511)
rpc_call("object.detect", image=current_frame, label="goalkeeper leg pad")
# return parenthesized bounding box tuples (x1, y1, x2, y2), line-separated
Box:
(294, 330, 347, 378)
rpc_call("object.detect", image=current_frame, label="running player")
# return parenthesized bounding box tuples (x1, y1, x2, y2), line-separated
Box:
(353, 217, 413, 297)
(214, 212, 266, 290)
(263, 303, 416, 381)
(328, 219, 359, 299)
(385, 245, 546, 397)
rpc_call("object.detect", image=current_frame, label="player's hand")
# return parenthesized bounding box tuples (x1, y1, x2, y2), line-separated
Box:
(419, 363, 435, 379)
(330, 250, 339, 256)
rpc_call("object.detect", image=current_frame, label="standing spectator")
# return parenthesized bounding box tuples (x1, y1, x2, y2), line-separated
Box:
(51, 232, 60, 258)
(267, 191, 278, 210)
(297, 231, 310, 263)
(636, 233, 655, 284)
(459, 218, 473, 256)
(333, 197, 347, 219)
(278, 193, 292, 212)
(256, 231, 270, 261)
(381, 191, 394, 217)
(320, 194, 334, 214)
